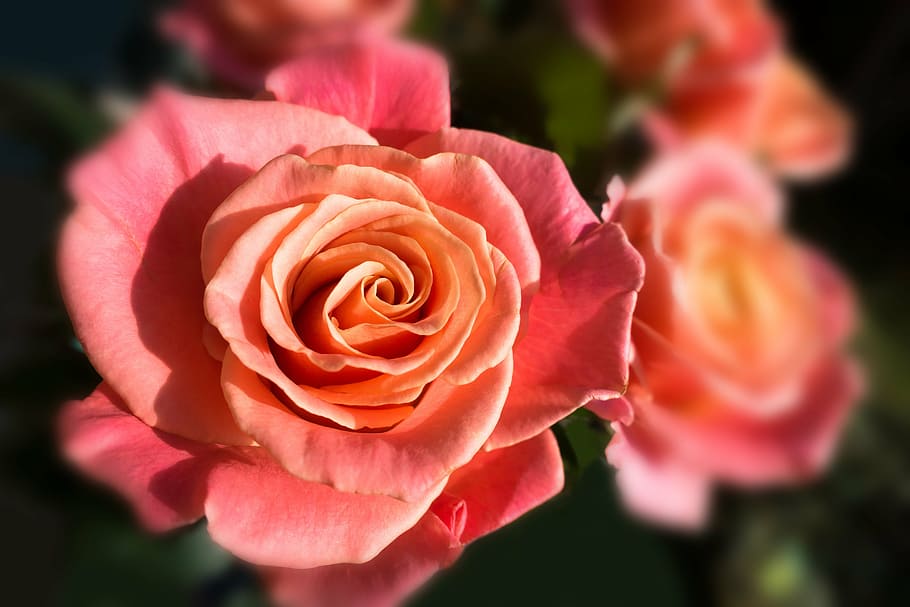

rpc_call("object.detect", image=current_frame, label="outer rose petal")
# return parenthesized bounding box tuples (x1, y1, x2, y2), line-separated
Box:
(635, 356, 862, 486)
(220, 350, 514, 503)
(627, 141, 782, 222)
(487, 223, 645, 449)
(265, 513, 463, 607)
(606, 423, 711, 530)
(162, 0, 416, 90)
(61, 89, 375, 444)
(59, 385, 442, 570)
(405, 128, 597, 284)
(203, 442, 443, 569)
(756, 57, 853, 179)
(266, 40, 450, 148)
(588, 395, 635, 426)
(440, 429, 564, 543)
(802, 246, 855, 345)
(264, 430, 563, 607)
(59, 384, 215, 531)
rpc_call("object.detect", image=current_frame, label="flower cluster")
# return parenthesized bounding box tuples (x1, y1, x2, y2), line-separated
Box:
(57, 1, 861, 606)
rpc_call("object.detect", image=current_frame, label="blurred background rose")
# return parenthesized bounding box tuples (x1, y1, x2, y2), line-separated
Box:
(567, 0, 851, 179)
(0, 1, 908, 606)
(598, 144, 860, 529)
(162, 0, 416, 89)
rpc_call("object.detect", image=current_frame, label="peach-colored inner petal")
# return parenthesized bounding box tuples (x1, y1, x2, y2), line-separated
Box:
(201, 156, 429, 283)
(205, 147, 523, 434)
(260, 201, 475, 383)
(206, 204, 405, 429)
(293, 212, 486, 406)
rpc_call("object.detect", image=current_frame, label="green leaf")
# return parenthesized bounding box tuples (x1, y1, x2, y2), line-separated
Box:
(536, 46, 610, 167)
(558, 407, 610, 482)
(0, 74, 110, 159)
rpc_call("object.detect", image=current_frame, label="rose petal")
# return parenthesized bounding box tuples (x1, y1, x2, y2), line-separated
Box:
(756, 56, 853, 179)
(627, 141, 782, 223)
(801, 245, 855, 345)
(220, 350, 513, 503)
(266, 40, 450, 147)
(614, 197, 680, 338)
(405, 128, 596, 285)
(262, 429, 563, 607)
(618, 143, 784, 361)
(205, 202, 419, 428)
(208, 202, 423, 429)
(206, 195, 489, 415)
(442, 429, 564, 543)
(58, 384, 442, 570)
(606, 422, 712, 530)
(203, 444, 444, 569)
(263, 513, 462, 607)
(62, 89, 375, 444)
(163, 1, 417, 90)
(633, 356, 862, 485)
(202, 154, 425, 283)
(665, 74, 768, 149)
(588, 396, 635, 425)
(487, 223, 644, 449)
(444, 247, 522, 385)
(428, 203, 522, 385)
(161, 6, 265, 90)
(262, 200, 470, 375)
(58, 384, 215, 531)
(309, 144, 542, 298)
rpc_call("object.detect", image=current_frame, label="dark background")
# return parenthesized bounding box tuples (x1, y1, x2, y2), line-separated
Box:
(1, 1, 908, 605)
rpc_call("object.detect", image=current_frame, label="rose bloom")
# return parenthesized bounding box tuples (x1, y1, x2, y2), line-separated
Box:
(594, 143, 861, 528)
(566, 0, 852, 179)
(566, 0, 777, 85)
(162, 0, 415, 89)
(58, 41, 644, 606)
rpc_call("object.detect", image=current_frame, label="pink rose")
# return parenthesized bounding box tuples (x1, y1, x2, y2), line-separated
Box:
(59, 41, 644, 606)
(566, 0, 778, 85)
(162, 0, 415, 89)
(567, 0, 851, 178)
(596, 143, 861, 529)
(664, 54, 853, 179)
